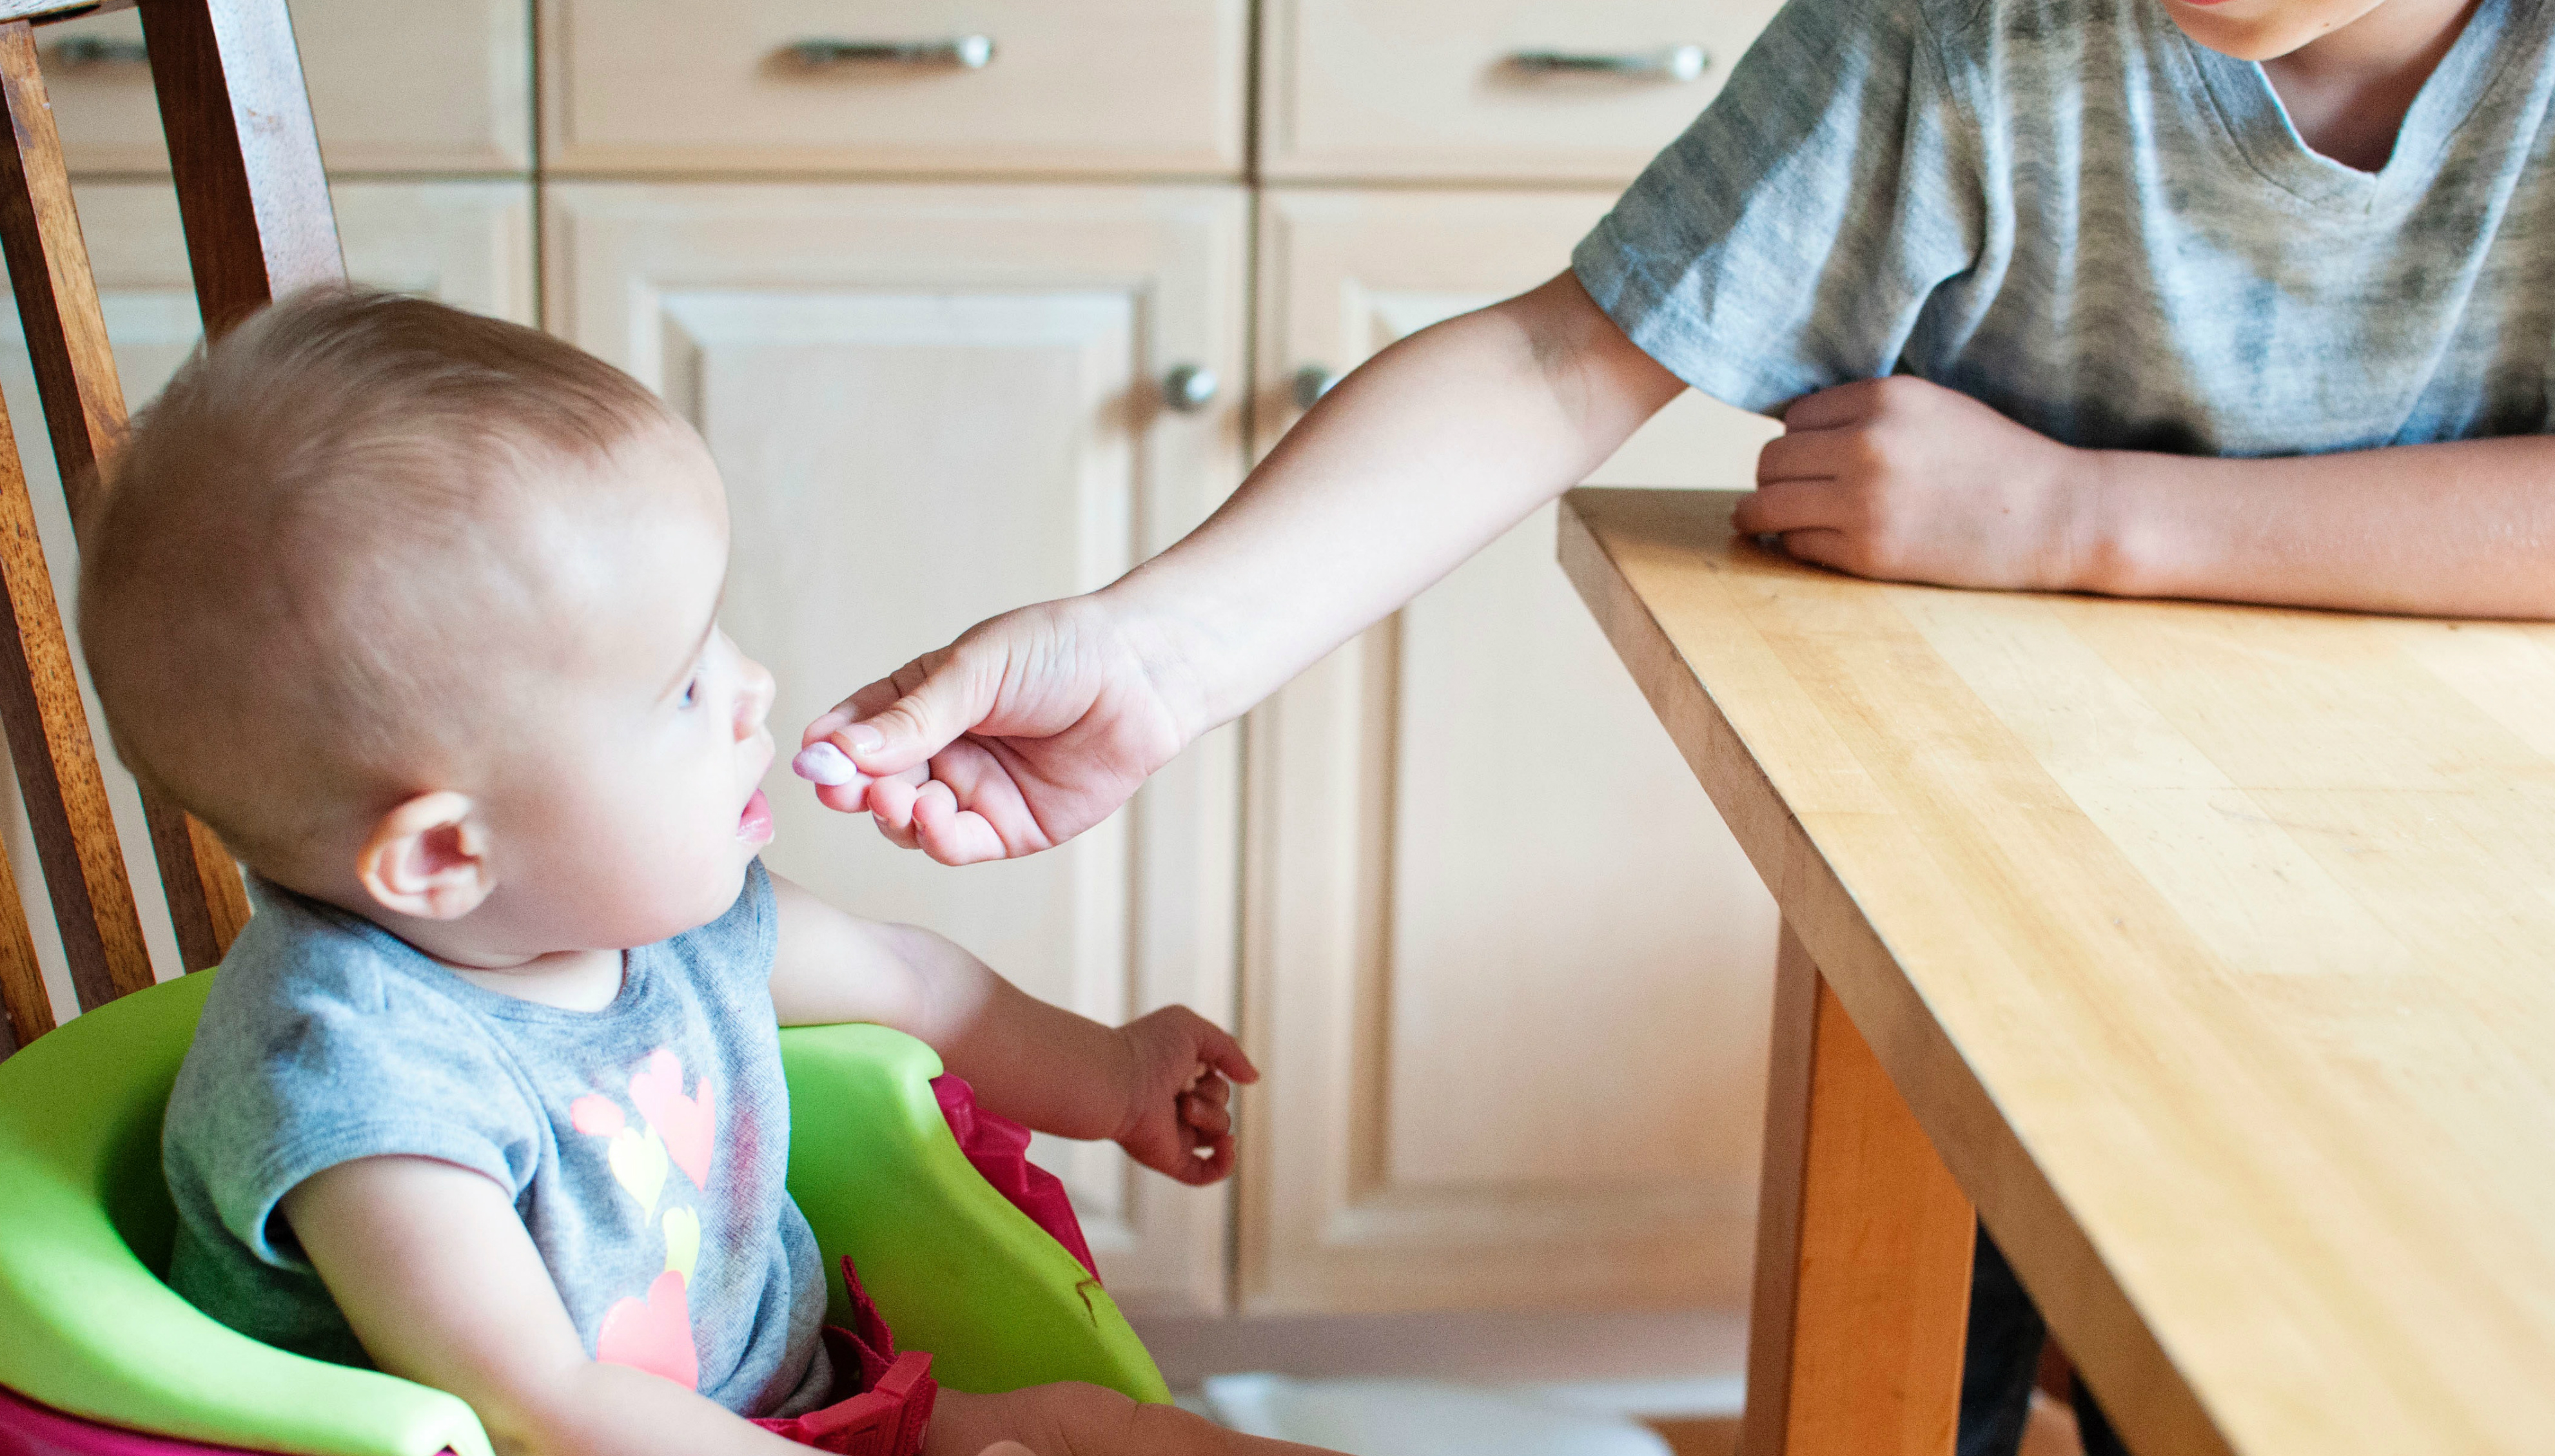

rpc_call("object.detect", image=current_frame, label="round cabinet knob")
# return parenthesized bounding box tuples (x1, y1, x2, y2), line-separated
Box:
(1292, 364, 1341, 411)
(1162, 364, 1220, 413)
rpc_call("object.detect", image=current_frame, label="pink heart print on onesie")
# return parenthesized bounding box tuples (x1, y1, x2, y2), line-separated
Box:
(630, 1046, 717, 1190)
(594, 1270, 699, 1389)
(568, 1046, 719, 1389)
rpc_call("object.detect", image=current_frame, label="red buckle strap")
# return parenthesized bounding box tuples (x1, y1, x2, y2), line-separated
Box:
(750, 1259, 938, 1456)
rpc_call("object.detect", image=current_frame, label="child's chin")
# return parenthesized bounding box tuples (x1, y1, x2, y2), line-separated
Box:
(598, 866, 750, 949)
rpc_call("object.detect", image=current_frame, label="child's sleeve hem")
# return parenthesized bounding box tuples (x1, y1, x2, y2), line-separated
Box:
(1572, 239, 1822, 420)
(240, 1123, 521, 1268)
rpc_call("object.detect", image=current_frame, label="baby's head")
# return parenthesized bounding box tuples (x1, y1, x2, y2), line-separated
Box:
(81, 288, 776, 957)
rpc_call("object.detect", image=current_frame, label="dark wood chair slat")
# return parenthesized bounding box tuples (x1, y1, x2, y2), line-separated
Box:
(0, 0, 340, 1042)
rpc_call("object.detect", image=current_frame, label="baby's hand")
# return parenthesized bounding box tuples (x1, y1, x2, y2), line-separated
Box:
(1112, 1005, 1257, 1185)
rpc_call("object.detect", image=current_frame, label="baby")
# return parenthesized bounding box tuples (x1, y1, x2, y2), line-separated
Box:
(86, 289, 1327, 1456)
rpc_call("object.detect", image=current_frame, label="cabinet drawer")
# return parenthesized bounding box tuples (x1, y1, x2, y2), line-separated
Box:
(37, 0, 531, 175)
(542, 2, 1247, 177)
(1263, 0, 1783, 183)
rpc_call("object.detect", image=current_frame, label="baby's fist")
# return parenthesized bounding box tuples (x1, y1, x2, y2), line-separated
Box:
(1112, 1006, 1257, 1185)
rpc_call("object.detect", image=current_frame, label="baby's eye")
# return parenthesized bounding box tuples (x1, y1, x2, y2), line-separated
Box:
(679, 677, 701, 709)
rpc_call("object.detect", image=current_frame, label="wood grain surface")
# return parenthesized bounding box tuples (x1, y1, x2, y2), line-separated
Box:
(1560, 487, 2555, 1456)
(141, 0, 340, 334)
(0, 21, 157, 1009)
(1, 1, 130, 24)
(1741, 926, 1972, 1456)
(0, 790, 47, 1053)
(128, 0, 337, 966)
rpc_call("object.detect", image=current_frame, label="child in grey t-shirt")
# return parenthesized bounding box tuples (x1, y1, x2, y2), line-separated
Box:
(95, 291, 1335, 1456)
(782, 0, 2555, 1453)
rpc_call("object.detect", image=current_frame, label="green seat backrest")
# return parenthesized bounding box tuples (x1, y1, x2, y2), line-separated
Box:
(0, 974, 1164, 1456)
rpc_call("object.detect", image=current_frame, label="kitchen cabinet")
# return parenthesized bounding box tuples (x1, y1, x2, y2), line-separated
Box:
(1261, 0, 1781, 182)
(1240, 188, 1781, 1312)
(540, 0, 1248, 179)
(545, 181, 1249, 1315)
(37, 0, 531, 174)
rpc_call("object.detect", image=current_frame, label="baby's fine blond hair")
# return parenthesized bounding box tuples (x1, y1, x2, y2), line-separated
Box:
(79, 287, 676, 873)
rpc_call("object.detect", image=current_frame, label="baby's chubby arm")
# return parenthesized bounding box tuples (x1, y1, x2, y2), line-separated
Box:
(286, 1163, 1306, 1456)
(765, 871, 1256, 1183)
(283, 1156, 812, 1456)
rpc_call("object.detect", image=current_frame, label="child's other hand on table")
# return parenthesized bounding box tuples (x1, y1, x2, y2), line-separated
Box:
(1113, 1005, 1256, 1185)
(1733, 375, 2097, 593)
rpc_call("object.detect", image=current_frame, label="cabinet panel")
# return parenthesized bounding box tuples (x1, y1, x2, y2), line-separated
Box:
(542, 1, 1247, 179)
(0, 180, 536, 1022)
(1242, 188, 1783, 1314)
(39, 0, 532, 175)
(548, 182, 1248, 1314)
(1262, 0, 1782, 184)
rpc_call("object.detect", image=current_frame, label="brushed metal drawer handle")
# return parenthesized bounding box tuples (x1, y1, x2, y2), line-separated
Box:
(1503, 44, 1709, 83)
(46, 35, 150, 68)
(783, 35, 995, 70)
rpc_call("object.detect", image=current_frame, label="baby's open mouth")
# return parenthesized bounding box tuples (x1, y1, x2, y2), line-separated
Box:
(738, 787, 773, 844)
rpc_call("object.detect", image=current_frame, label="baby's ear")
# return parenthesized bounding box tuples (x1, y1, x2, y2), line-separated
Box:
(356, 791, 493, 920)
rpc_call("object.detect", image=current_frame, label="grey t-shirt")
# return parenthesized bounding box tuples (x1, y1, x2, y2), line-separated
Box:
(1573, 0, 2554, 454)
(163, 860, 831, 1417)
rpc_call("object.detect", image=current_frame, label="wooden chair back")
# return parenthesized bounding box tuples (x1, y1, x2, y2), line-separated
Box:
(0, 0, 342, 1056)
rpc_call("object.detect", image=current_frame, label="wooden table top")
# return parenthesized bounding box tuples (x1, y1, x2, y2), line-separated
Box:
(1558, 488, 2555, 1456)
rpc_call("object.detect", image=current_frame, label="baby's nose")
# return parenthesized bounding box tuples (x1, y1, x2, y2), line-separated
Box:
(738, 657, 776, 735)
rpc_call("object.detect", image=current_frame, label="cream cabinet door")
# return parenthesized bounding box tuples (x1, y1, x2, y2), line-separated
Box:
(0, 180, 536, 1018)
(1241, 188, 1783, 1314)
(548, 182, 1248, 1316)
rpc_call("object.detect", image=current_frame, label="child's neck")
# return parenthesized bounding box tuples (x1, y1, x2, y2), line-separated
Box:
(444, 946, 627, 1012)
(2260, 0, 2482, 171)
(294, 871, 632, 1011)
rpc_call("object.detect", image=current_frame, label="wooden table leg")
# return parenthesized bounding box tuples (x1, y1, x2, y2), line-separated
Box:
(1741, 922, 1977, 1456)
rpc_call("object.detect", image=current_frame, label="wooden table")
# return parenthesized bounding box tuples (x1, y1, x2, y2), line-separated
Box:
(1557, 489, 2555, 1456)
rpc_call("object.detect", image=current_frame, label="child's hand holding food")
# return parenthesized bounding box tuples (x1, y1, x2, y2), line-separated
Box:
(1111, 1005, 1257, 1185)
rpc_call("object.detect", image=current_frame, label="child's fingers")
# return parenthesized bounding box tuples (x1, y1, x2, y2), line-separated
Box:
(802, 701, 857, 748)
(1778, 378, 1886, 431)
(1731, 480, 1849, 536)
(1754, 428, 1862, 486)
(1181, 1131, 1235, 1184)
(910, 783, 1015, 866)
(865, 775, 921, 848)
(1188, 1073, 1232, 1110)
(1179, 1089, 1231, 1138)
(1195, 1022, 1260, 1084)
(1778, 528, 1857, 573)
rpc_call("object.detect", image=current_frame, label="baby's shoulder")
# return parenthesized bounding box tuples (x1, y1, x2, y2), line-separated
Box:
(171, 889, 522, 1144)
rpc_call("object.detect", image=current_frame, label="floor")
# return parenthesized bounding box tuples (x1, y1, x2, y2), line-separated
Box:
(1643, 1417, 1738, 1456)
(1641, 1392, 2084, 1456)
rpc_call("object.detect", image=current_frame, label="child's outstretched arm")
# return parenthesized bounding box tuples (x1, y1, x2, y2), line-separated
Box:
(764, 871, 1255, 1184)
(796, 269, 1682, 866)
(1734, 374, 2555, 618)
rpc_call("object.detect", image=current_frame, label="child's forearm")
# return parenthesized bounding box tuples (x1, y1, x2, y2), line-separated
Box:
(2082, 435, 2555, 617)
(490, 1364, 809, 1456)
(863, 922, 1133, 1140)
(1107, 271, 1683, 739)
